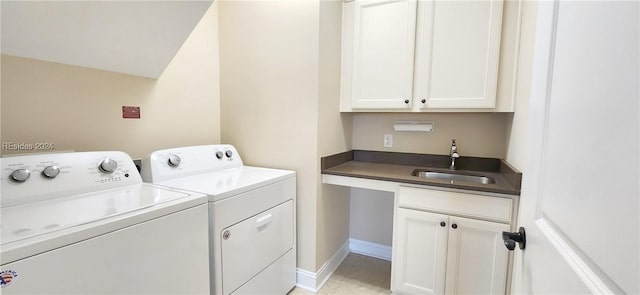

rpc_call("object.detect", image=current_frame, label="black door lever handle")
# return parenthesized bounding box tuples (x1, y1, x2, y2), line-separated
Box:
(503, 239, 516, 250)
(502, 227, 526, 250)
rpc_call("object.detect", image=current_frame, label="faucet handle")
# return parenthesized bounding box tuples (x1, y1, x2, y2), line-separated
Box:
(450, 138, 458, 155)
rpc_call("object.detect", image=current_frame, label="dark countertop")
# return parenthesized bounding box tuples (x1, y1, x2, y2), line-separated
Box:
(321, 150, 522, 196)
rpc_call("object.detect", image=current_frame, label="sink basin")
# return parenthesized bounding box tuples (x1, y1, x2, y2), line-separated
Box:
(412, 169, 496, 185)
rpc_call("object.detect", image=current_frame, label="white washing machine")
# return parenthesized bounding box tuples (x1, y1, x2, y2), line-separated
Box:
(0, 151, 210, 294)
(141, 144, 296, 295)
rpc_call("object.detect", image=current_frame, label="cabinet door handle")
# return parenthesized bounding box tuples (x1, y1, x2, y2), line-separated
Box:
(421, 99, 426, 103)
(440, 221, 446, 227)
(404, 99, 410, 104)
(451, 224, 458, 229)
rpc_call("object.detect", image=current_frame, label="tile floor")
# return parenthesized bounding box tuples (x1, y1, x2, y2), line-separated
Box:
(289, 253, 392, 295)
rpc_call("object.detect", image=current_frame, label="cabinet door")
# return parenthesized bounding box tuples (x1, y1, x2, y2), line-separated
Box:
(392, 208, 448, 295)
(445, 217, 510, 294)
(414, 0, 504, 108)
(350, 0, 417, 109)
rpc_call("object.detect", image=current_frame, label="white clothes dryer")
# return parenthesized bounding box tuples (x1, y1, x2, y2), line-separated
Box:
(141, 144, 297, 295)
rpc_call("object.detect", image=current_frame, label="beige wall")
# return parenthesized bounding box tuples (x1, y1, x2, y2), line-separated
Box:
(1, 4, 220, 158)
(353, 113, 508, 158)
(218, 0, 321, 272)
(505, 1, 538, 171)
(219, 0, 353, 273)
(349, 188, 394, 245)
(316, 0, 352, 269)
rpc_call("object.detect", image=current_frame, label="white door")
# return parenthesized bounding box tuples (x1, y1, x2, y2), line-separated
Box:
(445, 216, 509, 295)
(512, 1, 639, 294)
(350, 0, 416, 109)
(391, 208, 448, 295)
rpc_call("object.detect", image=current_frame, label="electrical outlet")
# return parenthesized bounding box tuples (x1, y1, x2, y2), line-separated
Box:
(383, 134, 393, 148)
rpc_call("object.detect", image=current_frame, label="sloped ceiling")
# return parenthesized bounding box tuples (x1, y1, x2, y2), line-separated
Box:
(1, 1, 213, 79)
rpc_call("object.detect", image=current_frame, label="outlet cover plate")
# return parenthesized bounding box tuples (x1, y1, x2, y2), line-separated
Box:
(384, 134, 393, 148)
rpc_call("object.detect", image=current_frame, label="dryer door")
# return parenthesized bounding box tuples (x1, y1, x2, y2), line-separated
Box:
(221, 200, 294, 295)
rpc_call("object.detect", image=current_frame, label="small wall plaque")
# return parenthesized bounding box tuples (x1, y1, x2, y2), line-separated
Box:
(122, 106, 141, 119)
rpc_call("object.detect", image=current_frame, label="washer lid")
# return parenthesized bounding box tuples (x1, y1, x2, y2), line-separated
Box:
(157, 166, 295, 202)
(1, 183, 191, 245)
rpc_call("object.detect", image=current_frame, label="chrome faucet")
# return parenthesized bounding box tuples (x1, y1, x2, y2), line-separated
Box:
(449, 138, 460, 170)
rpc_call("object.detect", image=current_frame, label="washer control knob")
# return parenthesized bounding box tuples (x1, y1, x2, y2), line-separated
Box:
(10, 169, 31, 182)
(42, 166, 60, 178)
(216, 151, 224, 159)
(167, 154, 181, 167)
(225, 150, 233, 158)
(98, 158, 118, 174)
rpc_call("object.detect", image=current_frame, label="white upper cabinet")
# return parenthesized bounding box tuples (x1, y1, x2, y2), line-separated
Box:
(350, 0, 417, 109)
(414, 0, 503, 108)
(1, 1, 213, 79)
(341, 0, 523, 112)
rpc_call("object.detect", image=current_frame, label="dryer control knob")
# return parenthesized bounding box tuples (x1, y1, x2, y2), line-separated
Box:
(10, 169, 31, 182)
(225, 150, 233, 158)
(42, 166, 60, 178)
(216, 151, 224, 159)
(167, 154, 181, 167)
(98, 158, 118, 174)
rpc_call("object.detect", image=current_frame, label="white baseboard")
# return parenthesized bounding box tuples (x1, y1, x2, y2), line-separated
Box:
(294, 268, 318, 293)
(295, 240, 350, 293)
(349, 238, 392, 261)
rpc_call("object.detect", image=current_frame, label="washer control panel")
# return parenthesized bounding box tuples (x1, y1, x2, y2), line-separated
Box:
(2, 151, 142, 207)
(141, 144, 243, 183)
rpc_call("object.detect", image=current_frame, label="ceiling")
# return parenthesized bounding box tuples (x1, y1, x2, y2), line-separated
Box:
(1, 1, 213, 78)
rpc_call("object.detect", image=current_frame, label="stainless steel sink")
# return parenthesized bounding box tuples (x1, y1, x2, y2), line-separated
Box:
(412, 169, 496, 185)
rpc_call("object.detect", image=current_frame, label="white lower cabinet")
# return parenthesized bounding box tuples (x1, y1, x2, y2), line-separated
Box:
(392, 208, 448, 294)
(392, 186, 514, 295)
(444, 217, 510, 295)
